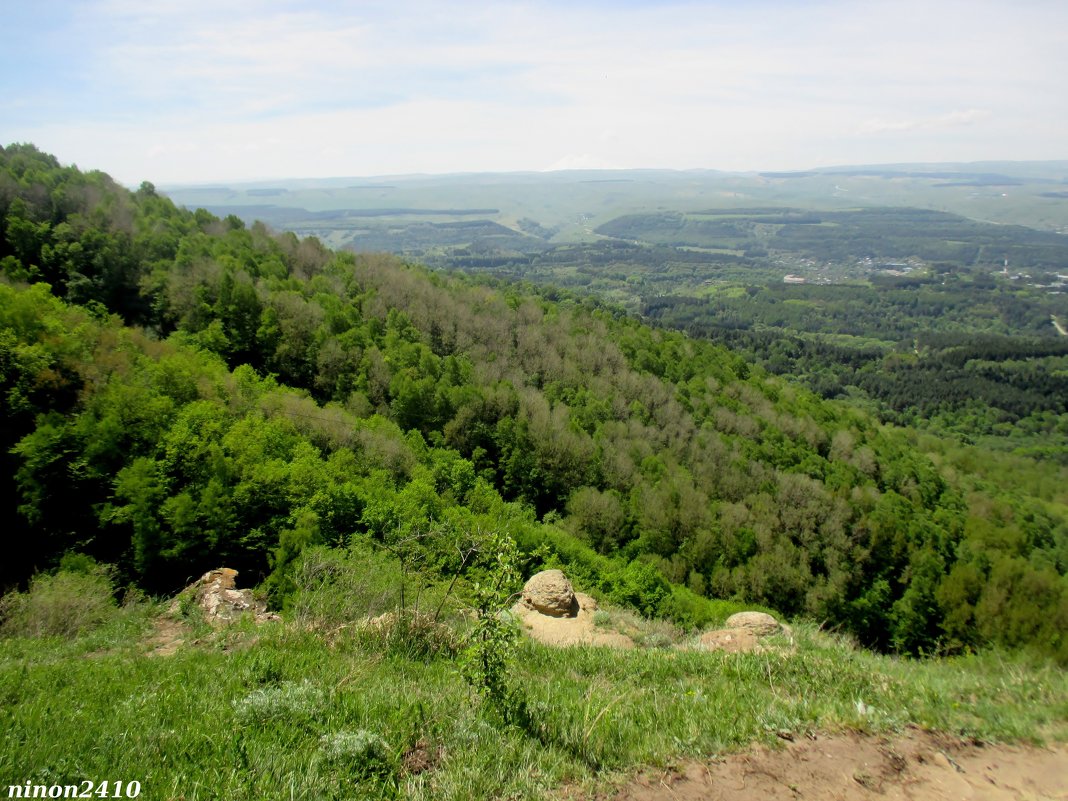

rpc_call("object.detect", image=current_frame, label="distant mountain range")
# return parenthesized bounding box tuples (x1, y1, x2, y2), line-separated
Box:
(162, 162, 1068, 252)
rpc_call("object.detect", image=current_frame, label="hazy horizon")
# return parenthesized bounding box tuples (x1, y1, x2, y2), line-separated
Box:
(149, 159, 1068, 191)
(3, 0, 1066, 185)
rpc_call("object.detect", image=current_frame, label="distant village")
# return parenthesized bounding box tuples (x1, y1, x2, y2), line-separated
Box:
(778, 256, 1067, 293)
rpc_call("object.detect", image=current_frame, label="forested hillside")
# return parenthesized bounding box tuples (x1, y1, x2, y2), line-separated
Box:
(646, 284, 1068, 459)
(596, 207, 1068, 269)
(2, 143, 1067, 661)
(436, 210, 1068, 455)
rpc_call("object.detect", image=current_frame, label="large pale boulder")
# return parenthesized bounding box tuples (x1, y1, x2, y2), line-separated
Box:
(725, 611, 782, 636)
(520, 569, 578, 617)
(512, 576, 633, 648)
(695, 611, 790, 654)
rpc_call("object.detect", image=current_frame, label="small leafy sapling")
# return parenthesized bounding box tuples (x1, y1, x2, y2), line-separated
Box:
(458, 531, 526, 725)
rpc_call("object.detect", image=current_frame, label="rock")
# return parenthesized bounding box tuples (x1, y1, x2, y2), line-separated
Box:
(575, 592, 598, 614)
(203, 567, 238, 590)
(512, 571, 634, 648)
(725, 611, 782, 636)
(695, 611, 791, 654)
(698, 627, 762, 653)
(172, 568, 280, 624)
(520, 569, 578, 617)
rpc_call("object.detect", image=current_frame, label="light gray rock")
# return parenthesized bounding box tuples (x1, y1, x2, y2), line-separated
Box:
(174, 568, 279, 624)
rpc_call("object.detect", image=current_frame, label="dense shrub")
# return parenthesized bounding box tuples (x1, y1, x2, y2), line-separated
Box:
(0, 567, 118, 638)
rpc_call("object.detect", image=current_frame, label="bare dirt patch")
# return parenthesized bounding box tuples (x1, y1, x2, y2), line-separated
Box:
(145, 616, 188, 657)
(513, 592, 635, 649)
(401, 737, 445, 776)
(579, 728, 1068, 801)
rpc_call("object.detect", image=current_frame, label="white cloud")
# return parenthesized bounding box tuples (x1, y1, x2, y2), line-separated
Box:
(858, 109, 993, 135)
(543, 153, 623, 172)
(3, 0, 1066, 180)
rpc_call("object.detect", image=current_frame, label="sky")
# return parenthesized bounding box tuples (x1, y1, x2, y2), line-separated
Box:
(1, 0, 1066, 185)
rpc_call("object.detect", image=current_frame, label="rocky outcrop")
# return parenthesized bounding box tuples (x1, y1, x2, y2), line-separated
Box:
(171, 568, 279, 624)
(512, 572, 790, 654)
(519, 569, 579, 617)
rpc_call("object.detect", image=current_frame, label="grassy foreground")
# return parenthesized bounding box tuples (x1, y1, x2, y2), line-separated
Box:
(1, 602, 1066, 801)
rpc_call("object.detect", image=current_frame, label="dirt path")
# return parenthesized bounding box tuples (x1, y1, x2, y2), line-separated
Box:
(1052, 315, 1068, 337)
(145, 616, 188, 657)
(581, 728, 1068, 800)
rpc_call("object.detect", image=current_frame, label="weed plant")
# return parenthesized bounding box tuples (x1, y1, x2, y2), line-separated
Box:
(287, 546, 455, 633)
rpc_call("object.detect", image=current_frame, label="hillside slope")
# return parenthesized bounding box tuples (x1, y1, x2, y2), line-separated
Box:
(2, 143, 1067, 660)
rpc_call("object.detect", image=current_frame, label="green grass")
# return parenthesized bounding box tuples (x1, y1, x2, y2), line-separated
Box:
(592, 606, 685, 649)
(2, 615, 1066, 800)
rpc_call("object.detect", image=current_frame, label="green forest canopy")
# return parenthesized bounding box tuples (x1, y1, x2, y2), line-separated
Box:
(2, 143, 1067, 662)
